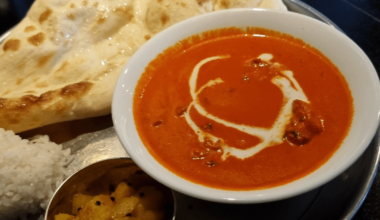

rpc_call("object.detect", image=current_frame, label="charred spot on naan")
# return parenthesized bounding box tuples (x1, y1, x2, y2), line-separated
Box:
(21, 95, 39, 103)
(27, 32, 45, 46)
(218, 0, 230, 9)
(115, 5, 134, 19)
(39, 91, 54, 102)
(67, 13, 76, 20)
(0, 96, 40, 124)
(55, 61, 69, 73)
(3, 39, 20, 52)
(39, 8, 52, 24)
(16, 78, 24, 86)
(197, 0, 209, 6)
(161, 12, 170, 26)
(60, 81, 93, 98)
(82, 1, 88, 6)
(24, 26, 37, 33)
(37, 53, 55, 68)
(70, 3, 75, 8)
(97, 15, 106, 24)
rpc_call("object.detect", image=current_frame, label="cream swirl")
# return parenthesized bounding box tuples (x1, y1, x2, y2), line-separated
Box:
(184, 54, 308, 160)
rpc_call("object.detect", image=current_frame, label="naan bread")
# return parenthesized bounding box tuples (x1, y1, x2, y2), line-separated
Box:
(0, 0, 287, 133)
(213, 0, 262, 10)
(146, 0, 213, 34)
(258, 0, 287, 10)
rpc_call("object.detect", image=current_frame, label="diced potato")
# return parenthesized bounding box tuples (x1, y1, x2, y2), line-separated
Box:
(131, 204, 145, 218)
(54, 213, 77, 220)
(111, 182, 135, 201)
(134, 186, 164, 210)
(77, 195, 114, 220)
(72, 193, 93, 214)
(112, 197, 140, 218)
(59, 176, 169, 220)
(132, 203, 164, 220)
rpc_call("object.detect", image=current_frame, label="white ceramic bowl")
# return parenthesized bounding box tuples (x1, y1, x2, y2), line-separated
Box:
(112, 8, 380, 203)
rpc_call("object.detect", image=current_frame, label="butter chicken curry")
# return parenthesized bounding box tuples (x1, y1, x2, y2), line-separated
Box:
(133, 28, 353, 190)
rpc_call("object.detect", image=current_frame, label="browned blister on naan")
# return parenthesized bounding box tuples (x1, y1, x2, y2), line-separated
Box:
(0, 0, 286, 133)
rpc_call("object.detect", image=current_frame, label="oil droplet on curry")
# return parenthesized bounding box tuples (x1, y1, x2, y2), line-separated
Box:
(133, 28, 353, 190)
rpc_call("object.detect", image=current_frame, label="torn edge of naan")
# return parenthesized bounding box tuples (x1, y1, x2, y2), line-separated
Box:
(0, 81, 112, 133)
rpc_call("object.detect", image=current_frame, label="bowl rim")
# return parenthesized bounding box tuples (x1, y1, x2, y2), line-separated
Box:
(112, 8, 380, 203)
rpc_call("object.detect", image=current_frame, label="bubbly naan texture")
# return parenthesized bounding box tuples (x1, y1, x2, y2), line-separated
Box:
(0, 0, 287, 133)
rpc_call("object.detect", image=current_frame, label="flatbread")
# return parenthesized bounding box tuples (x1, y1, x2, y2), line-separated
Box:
(0, 0, 287, 133)
(146, 0, 213, 34)
(213, 0, 262, 10)
(258, 0, 287, 10)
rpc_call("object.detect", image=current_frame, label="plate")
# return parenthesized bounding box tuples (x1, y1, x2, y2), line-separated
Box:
(1, 0, 378, 219)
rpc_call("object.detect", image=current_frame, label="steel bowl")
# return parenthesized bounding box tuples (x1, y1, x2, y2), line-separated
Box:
(44, 157, 176, 220)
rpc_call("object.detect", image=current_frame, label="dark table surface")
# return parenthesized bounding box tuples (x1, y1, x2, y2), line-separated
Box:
(0, 0, 379, 219)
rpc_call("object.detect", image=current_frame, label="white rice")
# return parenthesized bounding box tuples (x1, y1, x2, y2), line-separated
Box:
(0, 128, 72, 220)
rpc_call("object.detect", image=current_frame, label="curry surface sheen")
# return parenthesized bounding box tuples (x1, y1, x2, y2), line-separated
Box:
(133, 28, 353, 190)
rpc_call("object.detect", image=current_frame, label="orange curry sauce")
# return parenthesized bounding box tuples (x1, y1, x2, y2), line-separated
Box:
(133, 28, 353, 190)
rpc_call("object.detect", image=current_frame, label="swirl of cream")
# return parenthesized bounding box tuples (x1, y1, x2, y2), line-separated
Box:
(184, 54, 308, 160)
